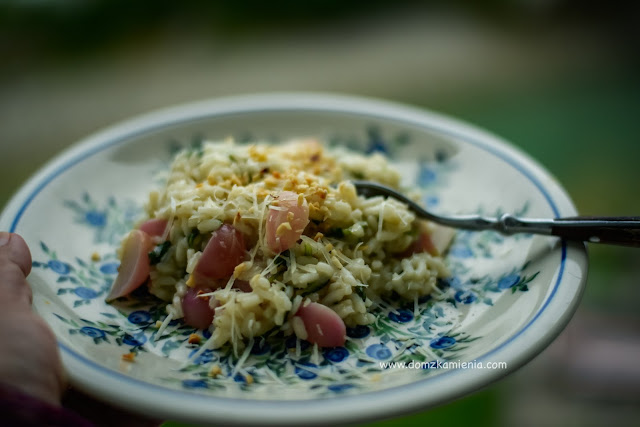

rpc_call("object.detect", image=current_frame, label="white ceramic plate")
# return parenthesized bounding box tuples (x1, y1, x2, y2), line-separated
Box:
(0, 93, 587, 425)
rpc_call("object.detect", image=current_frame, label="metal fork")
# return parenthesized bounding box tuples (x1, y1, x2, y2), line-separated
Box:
(351, 180, 640, 247)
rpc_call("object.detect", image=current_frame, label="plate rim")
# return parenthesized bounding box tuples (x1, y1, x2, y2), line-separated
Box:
(0, 92, 588, 425)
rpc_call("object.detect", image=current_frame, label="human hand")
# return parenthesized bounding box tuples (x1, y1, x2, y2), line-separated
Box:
(0, 231, 65, 406)
(0, 231, 161, 426)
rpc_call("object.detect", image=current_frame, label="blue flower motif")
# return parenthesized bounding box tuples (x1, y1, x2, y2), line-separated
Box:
(454, 290, 477, 304)
(346, 325, 370, 339)
(366, 343, 392, 360)
(85, 211, 107, 227)
(295, 366, 318, 380)
(417, 166, 437, 186)
(328, 384, 355, 393)
(202, 329, 212, 339)
(323, 347, 349, 363)
(127, 311, 152, 325)
(424, 195, 439, 208)
(497, 274, 520, 290)
(99, 262, 119, 275)
(189, 349, 215, 365)
(48, 260, 71, 275)
(80, 326, 105, 339)
(449, 245, 473, 258)
(73, 287, 98, 299)
(388, 309, 413, 323)
(430, 336, 456, 349)
(122, 332, 147, 346)
(182, 379, 208, 389)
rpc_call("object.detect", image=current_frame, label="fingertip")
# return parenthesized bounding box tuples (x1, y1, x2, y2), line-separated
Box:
(0, 232, 32, 276)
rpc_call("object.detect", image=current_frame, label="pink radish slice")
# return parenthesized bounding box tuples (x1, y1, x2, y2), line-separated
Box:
(409, 231, 439, 256)
(401, 225, 455, 257)
(139, 218, 168, 237)
(192, 224, 246, 287)
(106, 230, 153, 302)
(266, 191, 309, 253)
(182, 287, 216, 329)
(429, 224, 456, 255)
(295, 302, 346, 347)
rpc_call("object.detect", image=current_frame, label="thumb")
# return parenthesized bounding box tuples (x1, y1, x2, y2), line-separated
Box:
(0, 232, 33, 309)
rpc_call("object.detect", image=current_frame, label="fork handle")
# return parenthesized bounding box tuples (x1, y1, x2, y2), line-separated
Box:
(501, 215, 640, 247)
(351, 180, 640, 247)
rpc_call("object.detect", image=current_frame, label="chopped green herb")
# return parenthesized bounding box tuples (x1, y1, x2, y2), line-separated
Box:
(268, 273, 284, 283)
(148, 241, 171, 265)
(301, 280, 330, 296)
(187, 229, 200, 247)
(303, 243, 313, 256)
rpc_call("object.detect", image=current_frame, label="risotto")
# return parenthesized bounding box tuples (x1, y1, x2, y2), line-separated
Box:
(107, 139, 451, 352)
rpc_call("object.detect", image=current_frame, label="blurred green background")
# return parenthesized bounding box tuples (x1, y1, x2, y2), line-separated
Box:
(1, 1, 639, 426)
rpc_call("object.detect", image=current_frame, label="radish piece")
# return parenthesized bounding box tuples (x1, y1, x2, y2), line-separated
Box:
(295, 302, 346, 347)
(139, 218, 168, 237)
(182, 287, 216, 329)
(192, 224, 246, 287)
(106, 230, 153, 301)
(266, 191, 309, 253)
(413, 231, 439, 256)
(429, 224, 456, 255)
(402, 224, 455, 257)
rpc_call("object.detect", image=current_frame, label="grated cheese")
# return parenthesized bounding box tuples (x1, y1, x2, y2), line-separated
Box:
(126, 139, 451, 356)
(232, 337, 254, 377)
(154, 311, 174, 342)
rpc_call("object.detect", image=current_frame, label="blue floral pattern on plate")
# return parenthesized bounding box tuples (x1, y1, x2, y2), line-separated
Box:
(29, 129, 540, 399)
(63, 193, 140, 245)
